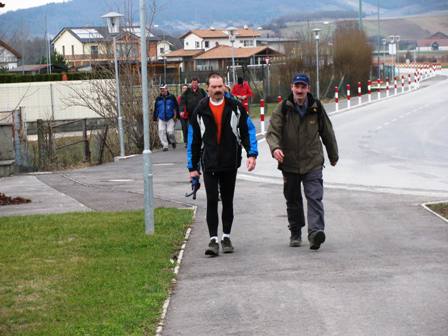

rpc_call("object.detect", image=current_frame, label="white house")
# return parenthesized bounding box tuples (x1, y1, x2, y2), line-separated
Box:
(52, 26, 174, 68)
(180, 26, 261, 51)
(0, 39, 21, 70)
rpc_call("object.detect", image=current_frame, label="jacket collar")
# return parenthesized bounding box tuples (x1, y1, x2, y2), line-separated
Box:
(286, 92, 318, 111)
(198, 96, 237, 117)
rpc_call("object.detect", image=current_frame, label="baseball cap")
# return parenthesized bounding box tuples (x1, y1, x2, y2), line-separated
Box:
(159, 83, 167, 89)
(292, 73, 310, 86)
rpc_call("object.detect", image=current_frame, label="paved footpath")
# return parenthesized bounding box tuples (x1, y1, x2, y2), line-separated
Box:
(1, 148, 447, 335)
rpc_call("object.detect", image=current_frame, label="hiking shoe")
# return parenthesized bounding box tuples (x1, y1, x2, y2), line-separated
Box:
(162, 147, 169, 152)
(205, 240, 219, 256)
(309, 230, 326, 250)
(289, 235, 302, 247)
(172, 142, 176, 149)
(221, 237, 234, 253)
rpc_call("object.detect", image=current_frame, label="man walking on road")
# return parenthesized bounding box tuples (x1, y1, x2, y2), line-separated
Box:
(266, 73, 338, 250)
(180, 78, 207, 123)
(153, 84, 179, 151)
(187, 73, 258, 256)
(231, 76, 253, 112)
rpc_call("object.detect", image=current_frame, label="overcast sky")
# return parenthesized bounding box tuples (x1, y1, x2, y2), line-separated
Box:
(0, 0, 68, 14)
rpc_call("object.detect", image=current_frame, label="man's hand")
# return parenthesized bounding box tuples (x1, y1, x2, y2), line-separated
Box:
(273, 149, 284, 163)
(331, 160, 338, 166)
(246, 157, 256, 171)
(189, 170, 200, 179)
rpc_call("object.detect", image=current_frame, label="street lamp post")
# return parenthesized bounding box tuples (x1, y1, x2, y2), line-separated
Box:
(102, 12, 126, 158)
(313, 28, 321, 100)
(382, 38, 387, 78)
(227, 27, 237, 85)
(139, 0, 154, 235)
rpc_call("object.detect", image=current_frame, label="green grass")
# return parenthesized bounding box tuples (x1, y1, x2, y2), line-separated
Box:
(0, 208, 193, 336)
(248, 102, 278, 119)
(428, 203, 448, 220)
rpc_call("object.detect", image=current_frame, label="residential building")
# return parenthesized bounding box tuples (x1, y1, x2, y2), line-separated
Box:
(180, 26, 261, 51)
(0, 39, 21, 70)
(416, 32, 448, 51)
(51, 26, 176, 69)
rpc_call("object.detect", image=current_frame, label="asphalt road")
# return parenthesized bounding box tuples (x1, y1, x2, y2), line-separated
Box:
(1, 71, 447, 336)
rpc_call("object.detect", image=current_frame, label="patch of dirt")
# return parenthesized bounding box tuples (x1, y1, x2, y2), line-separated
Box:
(0, 192, 31, 206)
(428, 203, 448, 220)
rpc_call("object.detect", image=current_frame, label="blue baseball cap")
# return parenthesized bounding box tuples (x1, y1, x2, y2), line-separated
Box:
(292, 73, 310, 86)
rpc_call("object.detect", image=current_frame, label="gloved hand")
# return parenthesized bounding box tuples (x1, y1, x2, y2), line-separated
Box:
(185, 176, 201, 200)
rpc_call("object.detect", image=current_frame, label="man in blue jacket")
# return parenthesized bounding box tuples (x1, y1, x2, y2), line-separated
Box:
(153, 84, 179, 151)
(187, 73, 258, 256)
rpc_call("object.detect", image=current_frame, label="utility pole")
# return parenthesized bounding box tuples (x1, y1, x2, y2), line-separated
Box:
(139, 0, 155, 235)
(377, 0, 381, 78)
(358, 0, 363, 30)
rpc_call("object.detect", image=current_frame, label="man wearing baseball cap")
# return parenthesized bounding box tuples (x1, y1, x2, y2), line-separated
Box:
(153, 84, 179, 151)
(266, 73, 338, 250)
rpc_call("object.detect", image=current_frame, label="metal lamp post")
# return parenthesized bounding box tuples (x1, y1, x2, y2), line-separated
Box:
(227, 27, 237, 85)
(139, 0, 154, 235)
(102, 11, 126, 158)
(313, 28, 321, 99)
(389, 35, 400, 63)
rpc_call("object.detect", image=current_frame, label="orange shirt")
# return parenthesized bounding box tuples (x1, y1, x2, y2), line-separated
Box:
(209, 99, 225, 144)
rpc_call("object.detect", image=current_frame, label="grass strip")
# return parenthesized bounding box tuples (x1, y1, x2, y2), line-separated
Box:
(0, 208, 193, 336)
(427, 203, 448, 220)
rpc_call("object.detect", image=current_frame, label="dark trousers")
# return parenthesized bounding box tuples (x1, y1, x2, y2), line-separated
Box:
(282, 169, 325, 236)
(180, 118, 189, 144)
(203, 170, 237, 237)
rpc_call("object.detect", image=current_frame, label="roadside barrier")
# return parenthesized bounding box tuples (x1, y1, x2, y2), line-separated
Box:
(260, 99, 265, 134)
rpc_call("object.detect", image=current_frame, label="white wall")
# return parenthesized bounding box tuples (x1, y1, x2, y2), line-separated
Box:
(0, 80, 114, 121)
(54, 30, 84, 56)
(183, 33, 257, 50)
(184, 34, 203, 50)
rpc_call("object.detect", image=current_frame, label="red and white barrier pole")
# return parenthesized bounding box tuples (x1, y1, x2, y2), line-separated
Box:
(386, 77, 390, 97)
(394, 76, 397, 96)
(335, 86, 339, 112)
(408, 74, 411, 91)
(346, 84, 351, 109)
(367, 80, 371, 102)
(357, 82, 362, 105)
(414, 72, 417, 89)
(401, 75, 404, 93)
(377, 79, 381, 100)
(260, 99, 265, 134)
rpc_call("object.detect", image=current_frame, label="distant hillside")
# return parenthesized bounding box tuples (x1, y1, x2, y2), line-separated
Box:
(0, 0, 447, 38)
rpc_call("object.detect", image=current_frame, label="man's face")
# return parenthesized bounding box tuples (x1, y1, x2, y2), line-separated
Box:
(160, 88, 167, 96)
(207, 77, 224, 101)
(182, 85, 188, 94)
(191, 80, 199, 90)
(291, 83, 309, 101)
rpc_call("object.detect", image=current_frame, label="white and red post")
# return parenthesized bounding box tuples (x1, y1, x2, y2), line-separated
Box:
(386, 77, 390, 97)
(377, 79, 381, 100)
(367, 80, 372, 102)
(408, 74, 411, 91)
(394, 76, 398, 95)
(260, 99, 265, 134)
(335, 86, 339, 112)
(346, 84, 351, 109)
(401, 75, 405, 93)
(357, 82, 362, 105)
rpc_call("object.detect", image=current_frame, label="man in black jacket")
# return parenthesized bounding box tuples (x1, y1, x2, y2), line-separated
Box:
(187, 73, 258, 256)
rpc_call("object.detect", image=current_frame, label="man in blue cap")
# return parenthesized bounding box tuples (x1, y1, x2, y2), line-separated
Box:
(266, 73, 339, 250)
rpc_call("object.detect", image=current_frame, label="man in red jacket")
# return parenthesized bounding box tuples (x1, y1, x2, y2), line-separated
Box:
(231, 77, 253, 113)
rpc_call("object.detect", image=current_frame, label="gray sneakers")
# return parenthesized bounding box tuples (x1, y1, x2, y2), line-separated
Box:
(221, 237, 234, 253)
(309, 230, 326, 250)
(289, 235, 302, 247)
(205, 239, 219, 256)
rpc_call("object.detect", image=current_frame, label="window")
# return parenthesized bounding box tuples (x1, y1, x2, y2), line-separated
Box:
(71, 45, 75, 55)
(62, 45, 65, 56)
(91, 45, 98, 56)
(204, 41, 209, 48)
(243, 40, 254, 47)
(160, 47, 165, 55)
(195, 41, 200, 48)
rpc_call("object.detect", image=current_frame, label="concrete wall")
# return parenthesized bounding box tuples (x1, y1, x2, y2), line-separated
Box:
(0, 80, 111, 122)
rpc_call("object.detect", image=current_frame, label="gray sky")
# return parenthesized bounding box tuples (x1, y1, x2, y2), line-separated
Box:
(0, 0, 67, 14)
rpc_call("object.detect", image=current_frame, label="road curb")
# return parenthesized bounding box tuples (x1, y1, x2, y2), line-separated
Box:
(421, 200, 448, 224)
(156, 205, 197, 336)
